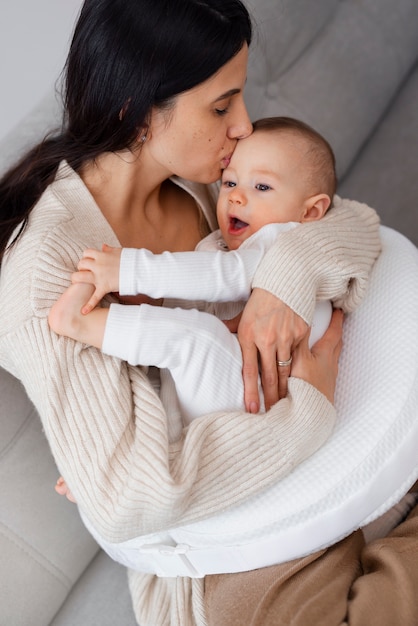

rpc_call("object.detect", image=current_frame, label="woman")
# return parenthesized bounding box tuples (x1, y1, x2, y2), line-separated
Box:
(0, 1, 381, 624)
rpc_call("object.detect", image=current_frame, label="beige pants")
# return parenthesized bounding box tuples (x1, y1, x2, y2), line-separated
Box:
(204, 502, 418, 626)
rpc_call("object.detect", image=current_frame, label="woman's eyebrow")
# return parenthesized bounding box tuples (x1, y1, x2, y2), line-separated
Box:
(213, 88, 241, 102)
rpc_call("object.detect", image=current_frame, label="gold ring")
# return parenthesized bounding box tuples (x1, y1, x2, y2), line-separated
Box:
(277, 357, 293, 367)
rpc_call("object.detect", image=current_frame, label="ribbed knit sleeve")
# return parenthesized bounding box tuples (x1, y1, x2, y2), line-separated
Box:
(252, 195, 382, 323)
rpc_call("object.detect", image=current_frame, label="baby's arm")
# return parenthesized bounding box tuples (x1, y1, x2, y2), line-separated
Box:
(120, 223, 293, 301)
(72, 224, 293, 311)
(72, 240, 255, 312)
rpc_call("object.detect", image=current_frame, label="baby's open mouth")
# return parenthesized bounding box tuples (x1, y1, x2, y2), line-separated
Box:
(229, 216, 249, 232)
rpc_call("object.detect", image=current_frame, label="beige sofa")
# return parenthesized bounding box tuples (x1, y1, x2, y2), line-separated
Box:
(1, 0, 418, 624)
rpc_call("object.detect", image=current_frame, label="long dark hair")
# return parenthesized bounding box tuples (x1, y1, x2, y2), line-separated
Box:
(0, 0, 252, 260)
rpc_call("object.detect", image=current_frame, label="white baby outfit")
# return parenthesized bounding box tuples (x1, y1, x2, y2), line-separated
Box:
(102, 222, 332, 422)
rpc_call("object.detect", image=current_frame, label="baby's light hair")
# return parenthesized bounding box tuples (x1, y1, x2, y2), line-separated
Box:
(252, 117, 337, 202)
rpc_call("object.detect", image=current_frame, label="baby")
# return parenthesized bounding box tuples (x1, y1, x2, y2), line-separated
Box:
(49, 117, 336, 422)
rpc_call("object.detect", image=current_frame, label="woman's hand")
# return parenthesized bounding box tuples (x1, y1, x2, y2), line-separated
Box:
(238, 288, 309, 412)
(292, 308, 344, 404)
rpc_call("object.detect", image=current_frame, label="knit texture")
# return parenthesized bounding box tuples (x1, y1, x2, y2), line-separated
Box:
(0, 162, 381, 625)
(253, 195, 382, 323)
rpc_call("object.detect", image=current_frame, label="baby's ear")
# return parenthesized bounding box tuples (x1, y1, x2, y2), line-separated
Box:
(302, 193, 331, 222)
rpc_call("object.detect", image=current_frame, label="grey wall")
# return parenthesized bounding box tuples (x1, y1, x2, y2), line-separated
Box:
(0, 0, 83, 142)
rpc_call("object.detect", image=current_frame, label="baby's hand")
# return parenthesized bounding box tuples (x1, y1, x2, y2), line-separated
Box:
(72, 244, 122, 314)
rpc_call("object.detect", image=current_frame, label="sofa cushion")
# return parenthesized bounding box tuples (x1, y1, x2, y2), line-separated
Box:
(339, 62, 418, 246)
(50, 551, 137, 626)
(0, 367, 100, 626)
(245, 0, 338, 78)
(245, 0, 418, 177)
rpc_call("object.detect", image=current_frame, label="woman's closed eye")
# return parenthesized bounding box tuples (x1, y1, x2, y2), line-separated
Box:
(215, 107, 229, 116)
(214, 96, 232, 116)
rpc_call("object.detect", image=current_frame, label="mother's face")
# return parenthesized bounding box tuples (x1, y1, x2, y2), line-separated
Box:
(148, 44, 252, 184)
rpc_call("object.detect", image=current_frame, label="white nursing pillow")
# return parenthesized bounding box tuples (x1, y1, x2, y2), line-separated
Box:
(82, 226, 418, 577)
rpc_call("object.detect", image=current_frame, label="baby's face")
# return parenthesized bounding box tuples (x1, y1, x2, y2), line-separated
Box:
(217, 130, 310, 250)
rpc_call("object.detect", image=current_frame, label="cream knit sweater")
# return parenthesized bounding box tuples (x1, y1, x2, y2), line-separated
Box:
(0, 162, 381, 625)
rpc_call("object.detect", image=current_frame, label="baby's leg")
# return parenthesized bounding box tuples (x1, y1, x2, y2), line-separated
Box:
(102, 303, 263, 421)
(48, 283, 109, 348)
(161, 307, 251, 422)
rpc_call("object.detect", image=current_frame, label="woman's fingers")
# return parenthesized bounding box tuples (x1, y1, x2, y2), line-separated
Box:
(258, 346, 280, 411)
(276, 357, 293, 400)
(238, 288, 309, 411)
(240, 341, 262, 413)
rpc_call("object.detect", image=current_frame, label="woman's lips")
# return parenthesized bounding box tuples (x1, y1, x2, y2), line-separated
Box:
(221, 154, 232, 168)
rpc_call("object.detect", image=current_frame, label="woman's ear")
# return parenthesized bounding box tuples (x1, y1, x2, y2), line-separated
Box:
(301, 193, 331, 222)
(138, 125, 150, 144)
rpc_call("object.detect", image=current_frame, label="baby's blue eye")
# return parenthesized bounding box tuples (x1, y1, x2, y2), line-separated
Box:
(255, 184, 271, 191)
(223, 180, 236, 188)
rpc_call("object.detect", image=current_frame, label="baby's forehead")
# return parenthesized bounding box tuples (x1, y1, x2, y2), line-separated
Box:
(256, 127, 310, 146)
(240, 130, 312, 166)
(239, 127, 310, 152)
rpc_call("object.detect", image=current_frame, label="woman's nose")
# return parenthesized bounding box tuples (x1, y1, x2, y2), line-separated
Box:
(228, 100, 253, 140)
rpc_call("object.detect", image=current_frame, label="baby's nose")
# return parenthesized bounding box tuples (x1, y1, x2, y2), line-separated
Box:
(228, 188, 246, 205)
